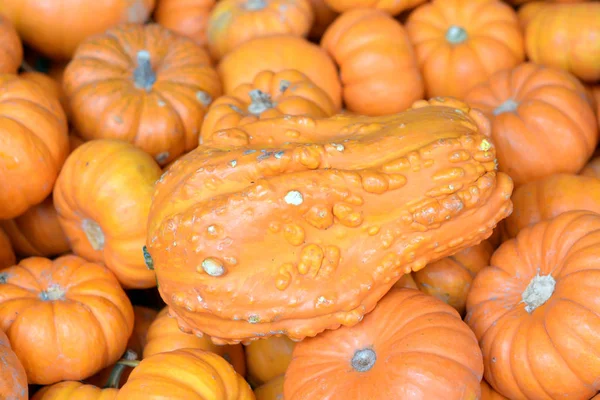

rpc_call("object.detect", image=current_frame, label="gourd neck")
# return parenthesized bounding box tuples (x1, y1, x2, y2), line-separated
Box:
(247, 89, 274, 115)
(445, 25, 468, 44)
(351, 348, 377, 372)
(133, 50, 156, 91)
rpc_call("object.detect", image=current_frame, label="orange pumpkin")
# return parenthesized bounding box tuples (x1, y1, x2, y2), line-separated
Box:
(63, 23, 222, 166)
(0, 330, 27, 400)
(526, 3, 600, 83)
(254, 375, 284, 400)
(464, 63, 597, 187)
(0, 255, 134, 385)
(32, 381, 119, 400)
(0, 14, 22, 74)
(0, 227, 16, 270)
(321, 9, 423, 116)
(0, 1, 155, 61)
(323, 0, 425, 16)
(284, 288, 483, 398)
(53, 139, 162, 289)
(517, 1, 546, 30)
(307, 0, 338, 40)
(207, 0, 314, 61)
(406, 0, 524, 99)
(245, 336, 295, 386)
(116, 349, 254, 399)
(201, 69, 336, 141)
(218, 35, 342, 110)
(0, 75, 69, 220)
(144, 307, 246, 376)
(146, 98, 513, 344)
(480, 380, 508, 400)
(154, 0, 215, 47)
(466, 211, 600, 400)
(394, 240, 493, 316)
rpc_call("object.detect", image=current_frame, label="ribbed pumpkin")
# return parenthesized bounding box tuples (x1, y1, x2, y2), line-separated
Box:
(146, 97, 513, 344)
(406, 0, 524, 99)
(0, 227, 16, 270)
(20, 70, 69, 120)
(466, 211, 600, 400)
(323, 0, 425, 16)
(154, 0, 215, 47)
(0, 14, 22, 74)
(32, 381, 119, 400)
(245, 336, 295, 386)
(0, 330, 27, 400)
(321, 9, 424, 116)
(254, 376, 284, 400)
(464, 63, 597, 187)
(63, 23, 222, 166)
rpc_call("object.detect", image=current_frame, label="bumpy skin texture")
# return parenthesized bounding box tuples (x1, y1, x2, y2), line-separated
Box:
(207, 0, 314, 61)
(116, 349, 255, 399)
(0, 228, 16, 270)
(63, 23, 222, 166)
(324, 0, 424, 16)
(32, 382, 118, 400)
(406, 0, 524, 99)
(284, 288, 484, 399)
(526, 3, 600, 82)
(154, 0, 215, 47)
(0, 15, 22, 74)
(0, 255, 134, 385)
(321, 9, 424, 116)
(245, 336, 295, 386)
(0, 75, 69, 219)
(465, 63, 598, 187)
(0, 330, 27, 400)
(147, 97, 514, 344)
(466, 211, 600, 400)
(201, 69, 337, 142)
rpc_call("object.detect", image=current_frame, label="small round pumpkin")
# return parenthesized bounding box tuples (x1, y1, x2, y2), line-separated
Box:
(53, 139, 163, 289)
(323, 0, 425, 16)
(245, 336, 295, 387)
(406, 0, 524, 99)
(154, 0, 215, 47)
(207, 0, 314, 61)
(0, 255, 135, 385)
(63, 23, 222, 166)
(0, 227, 16, 270)
(284, 288, 484, 399)
(0, 74, 69, 220)
(0, 330, 27, 400)
(0, 14, 22, 74)
(254, 375, 284, 400)
(464, 63, 597, 187)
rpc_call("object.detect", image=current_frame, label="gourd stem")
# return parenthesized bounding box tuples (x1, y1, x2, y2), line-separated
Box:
(245, 0, 267, 10)
(133, 50, 156, 91)
(247, 89, 274, 115)
(104, 349, 138, 389)
(445, 25, 468, 44)
(116, 360, 141, 368)
(351, 348, 377, 372)
(522, 272, 556, 313)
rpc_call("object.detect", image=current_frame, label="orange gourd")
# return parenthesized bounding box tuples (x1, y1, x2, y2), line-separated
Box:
(154, 0, 215, 47)
(207, 0, 314, 61)
(284, 288, 484, 399)
(0, 255, 134, 385)
(0, 227, 16, 270)
(321, 9, 424, 116)
(466, 211, 600, 400)
(406, 0, 524, 99)
(53, 139, 162, 289)
(0, 75, 69, 220)
(0, 14, 22, 74)
(307, 0, 338, 40)
(323, 0, 425, 16)
(245, 336, 295, 386)
(201, 69, 336, 141)
(480, 380, 508, 400)
(32, 381, 119, 400)
(146, 98, 513, 344)
(254, 376, 284, 400)
(0, 330, 27, 400)
(63, 23, 222, 166)
(464, 63, 597, 187)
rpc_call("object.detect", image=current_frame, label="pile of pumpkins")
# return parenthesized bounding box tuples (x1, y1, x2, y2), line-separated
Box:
(0, 0, 599, 399)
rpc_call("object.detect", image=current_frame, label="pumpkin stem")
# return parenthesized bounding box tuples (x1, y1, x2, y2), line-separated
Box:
(351, 348, 377, 372)
(82, 219, 105, 251)
(104, 349, 138, 389)
(279, 80, 291, 92)
(143, 246, 154, 270)
(521, 271, 556, 313)
(445, 25, 468, 44)
(133, 50, 156, 91)
(245, 0, 268, 10)
(247, 90, 274, 115)
(39, 284, 66, 301)
(493, 99, 519, 116)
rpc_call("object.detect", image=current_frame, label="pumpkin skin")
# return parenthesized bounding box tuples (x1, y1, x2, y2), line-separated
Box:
(0, 228, 16, 270)
(0, 255, 134, 385)
(517, 1, 545, 30)
(0, 75, 69, 220)
(526, 3, 600, 83)
(154, 0, 215, 47)
(0, 329, 27, 400)
(323, 0, 425, 16)
(321, 9, 424, 116)
(32, 381, 118, 400)
(20, 70, 69, 120)
(284, 288, 484, 399)
(201, 69, 337, 141)
(116, 348, 255, 399)
(63, 23, 222, 166)
(581, 153, 600, 178)
(307, 0, 338, 40)
(394, 240, 493, 316)
(464, 63, 597, 187)
(144, 307, 246, 376)
(0, 15, 22, 74)
(207, 0, 314, 61)
(405, 0, 524, 99)
(254, 375, 284, 400)
(146, 97, 514, 344)
(53, 139, 163, 289)
(245, 336, 295, 386)
(0, 1, 155, 61)
(466, 211, 600, 400)
(218, 35, 342, 110)
(480, 380, 508, 400)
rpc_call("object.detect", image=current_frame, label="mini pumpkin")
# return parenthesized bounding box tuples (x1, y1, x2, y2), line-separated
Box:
(154, 0, 215, 47)
(147, 97, 513, 344)
(466, 211, 600, 400)
(321, 9, 423, 116)
(0, 255, 134, 385)
(63, 23, 222, 166)
(0, 330, 27, 400)
(284, 288, 484, 399)
(254, 376, 284, 400)
(406, 0, 524, 99)
(464, 63, 597, 187)
(323, 0, 425, 16)
(201, 69, 337, 141)
(53, 139, 163, 289)
(245, 336, 295, 386)
(0, 14, 22, 74)
(0, 228, 16, 270)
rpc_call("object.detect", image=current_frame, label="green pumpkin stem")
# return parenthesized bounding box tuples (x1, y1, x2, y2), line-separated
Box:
(104, 349, 139, 389)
